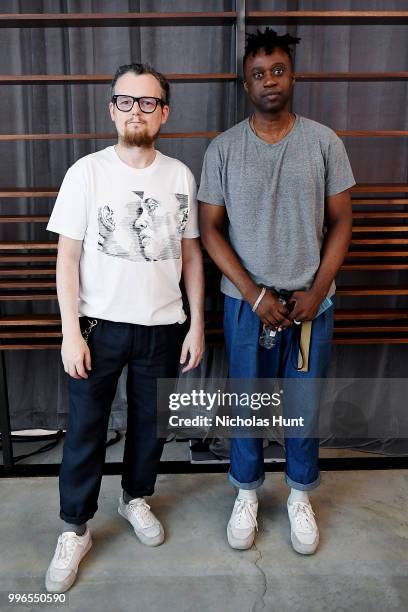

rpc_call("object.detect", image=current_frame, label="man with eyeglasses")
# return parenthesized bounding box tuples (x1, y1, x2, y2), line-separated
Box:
(45, 63, 205, 593)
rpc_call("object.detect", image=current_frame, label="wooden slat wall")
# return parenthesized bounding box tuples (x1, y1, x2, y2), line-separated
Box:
(0, 7, 407, 348)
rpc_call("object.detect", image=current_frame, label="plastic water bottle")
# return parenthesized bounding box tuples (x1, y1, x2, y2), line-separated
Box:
(259, 325, 278, 349)
(258, 295, 288, 349)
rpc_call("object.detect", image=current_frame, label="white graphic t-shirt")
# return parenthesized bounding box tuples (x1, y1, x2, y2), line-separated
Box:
(47, 147, 200, 325)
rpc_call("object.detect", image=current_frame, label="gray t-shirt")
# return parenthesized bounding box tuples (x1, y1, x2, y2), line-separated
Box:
(197, 114, 356, 299)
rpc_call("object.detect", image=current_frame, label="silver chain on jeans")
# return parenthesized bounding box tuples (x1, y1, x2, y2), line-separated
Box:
(82, 319, 98, 344)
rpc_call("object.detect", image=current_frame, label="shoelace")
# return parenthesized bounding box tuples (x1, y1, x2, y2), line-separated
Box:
(234, 499, 258, 531)
(55, 533, 81, 567)
(291, 502, 316, 532)
(128, 499, 155, 528)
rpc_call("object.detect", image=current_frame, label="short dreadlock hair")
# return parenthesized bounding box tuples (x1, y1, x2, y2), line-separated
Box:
(243, 28, 301, 70)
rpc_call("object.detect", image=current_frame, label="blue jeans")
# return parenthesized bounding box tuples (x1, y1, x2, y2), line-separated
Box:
(223, 295, 334, 491)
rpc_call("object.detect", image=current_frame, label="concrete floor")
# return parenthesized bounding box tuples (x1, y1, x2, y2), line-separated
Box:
(1, 470, 407, 612)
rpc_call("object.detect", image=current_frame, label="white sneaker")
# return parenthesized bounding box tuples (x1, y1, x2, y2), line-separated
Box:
(287, 499, 319, 554)
(118, 495, 164, 546)
(227, 496, 258, 550)
(45, 528, 92, 593)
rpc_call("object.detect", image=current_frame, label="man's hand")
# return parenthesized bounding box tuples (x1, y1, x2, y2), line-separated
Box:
(61, 333, 92, 379)
(287, 289, 323, 323)
(252, 288, 293, 330)
(180, 324, 205, 373)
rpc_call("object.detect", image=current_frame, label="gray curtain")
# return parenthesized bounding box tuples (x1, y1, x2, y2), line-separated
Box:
(0, 0, 407, 455)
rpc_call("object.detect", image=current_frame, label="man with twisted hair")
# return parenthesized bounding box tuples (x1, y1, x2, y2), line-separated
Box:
(199, 29, 354, 554)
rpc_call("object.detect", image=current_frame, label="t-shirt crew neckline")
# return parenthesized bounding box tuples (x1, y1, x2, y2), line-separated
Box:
(110, 145, 162, 173)
(245, 113, 299, 147)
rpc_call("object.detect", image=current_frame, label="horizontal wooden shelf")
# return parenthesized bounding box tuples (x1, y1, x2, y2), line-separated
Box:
(335, 309, 408, 320)
(0, 285, 406, 302)
(2, 262, 407, 275)
(0, 189, 57, 198)
(0, 344, 61, 349)
(0, 293, 56, 301)
(0, 280, 56, 289)
(0, 330, 62, 339)
(339, 131, 408, 137)
(352, 226, 408, 233)
(0, 242, 57, 250)
(335, 324, 408, 333)
(352, 213, 408, 219)
(0, 254, 56, 263)
(0, 12, 237, 27)
(351, 184, 408, 193)
(1, 73, 406, 85)
(0, 215, 49, 223)
(0, 335, 407, 348)
(0, 131, 221, 142)
(351, 199, 408, 205)
(346, 251, 408, 258)
(0, 269, 55, 276)
(0, 314, 60, 326)
(1, 130, 406, 142)
(5, 211, 405, 223)
(0, 73, 237, 84)
(3, 309, 408, 328)
(3, 262, 407, 277)
(1, 185, 406, 199)
(1, 244, 407, 260)
(0, 311, 407, 348)
(340, 263, 408, 270)
(295, 72, 408, 82)
(350, 239, 408, 245)
(335, 285, 408, 296)
(2, 325, 408, 338)
(247, 11, 408, 24)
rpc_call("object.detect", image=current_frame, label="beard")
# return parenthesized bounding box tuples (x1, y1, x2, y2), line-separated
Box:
(121, 122, 161, 147)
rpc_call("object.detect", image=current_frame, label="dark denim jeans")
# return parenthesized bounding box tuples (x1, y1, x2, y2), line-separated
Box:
(223, 295, 334, 491)
(59, 317, 184, 525)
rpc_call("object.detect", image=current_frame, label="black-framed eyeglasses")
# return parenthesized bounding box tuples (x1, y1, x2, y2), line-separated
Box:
(112, 95, 165, 113)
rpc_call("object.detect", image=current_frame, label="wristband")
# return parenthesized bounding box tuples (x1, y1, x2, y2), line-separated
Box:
(252, 287, 266, 313)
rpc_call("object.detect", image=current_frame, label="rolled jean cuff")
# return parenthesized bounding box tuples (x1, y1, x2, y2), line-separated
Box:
(121, 480, 155, 499)
(228, 470, 265, 490)
(60, 508, 96, 525)
(285, 472, 321, 491)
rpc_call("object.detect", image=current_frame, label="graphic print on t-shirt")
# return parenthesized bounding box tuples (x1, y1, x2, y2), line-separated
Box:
(97, 191, 189, 262)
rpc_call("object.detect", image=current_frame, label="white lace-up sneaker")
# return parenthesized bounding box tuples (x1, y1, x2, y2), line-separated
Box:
(287, 499, 319, 554)
(45, 528, 92, 593)
(227, 496, 259, 550)
(118, 495, 164, 546)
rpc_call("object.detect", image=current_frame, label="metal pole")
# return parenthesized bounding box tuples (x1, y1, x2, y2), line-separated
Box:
(0, 351, 14, 473)
(235, 0, 246, 123)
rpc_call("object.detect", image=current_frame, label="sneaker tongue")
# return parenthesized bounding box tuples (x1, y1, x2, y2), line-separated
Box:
(236, 500, 257, 529)
(55, 537, 75, 567)
(295, 506, 313, 531)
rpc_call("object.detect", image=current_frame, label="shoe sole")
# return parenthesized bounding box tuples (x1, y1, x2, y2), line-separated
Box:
(227, 522, 255, 550)
(290, 529, 319, 555)
(45, 536, 92, 593)
(118, 505, 164, 547)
